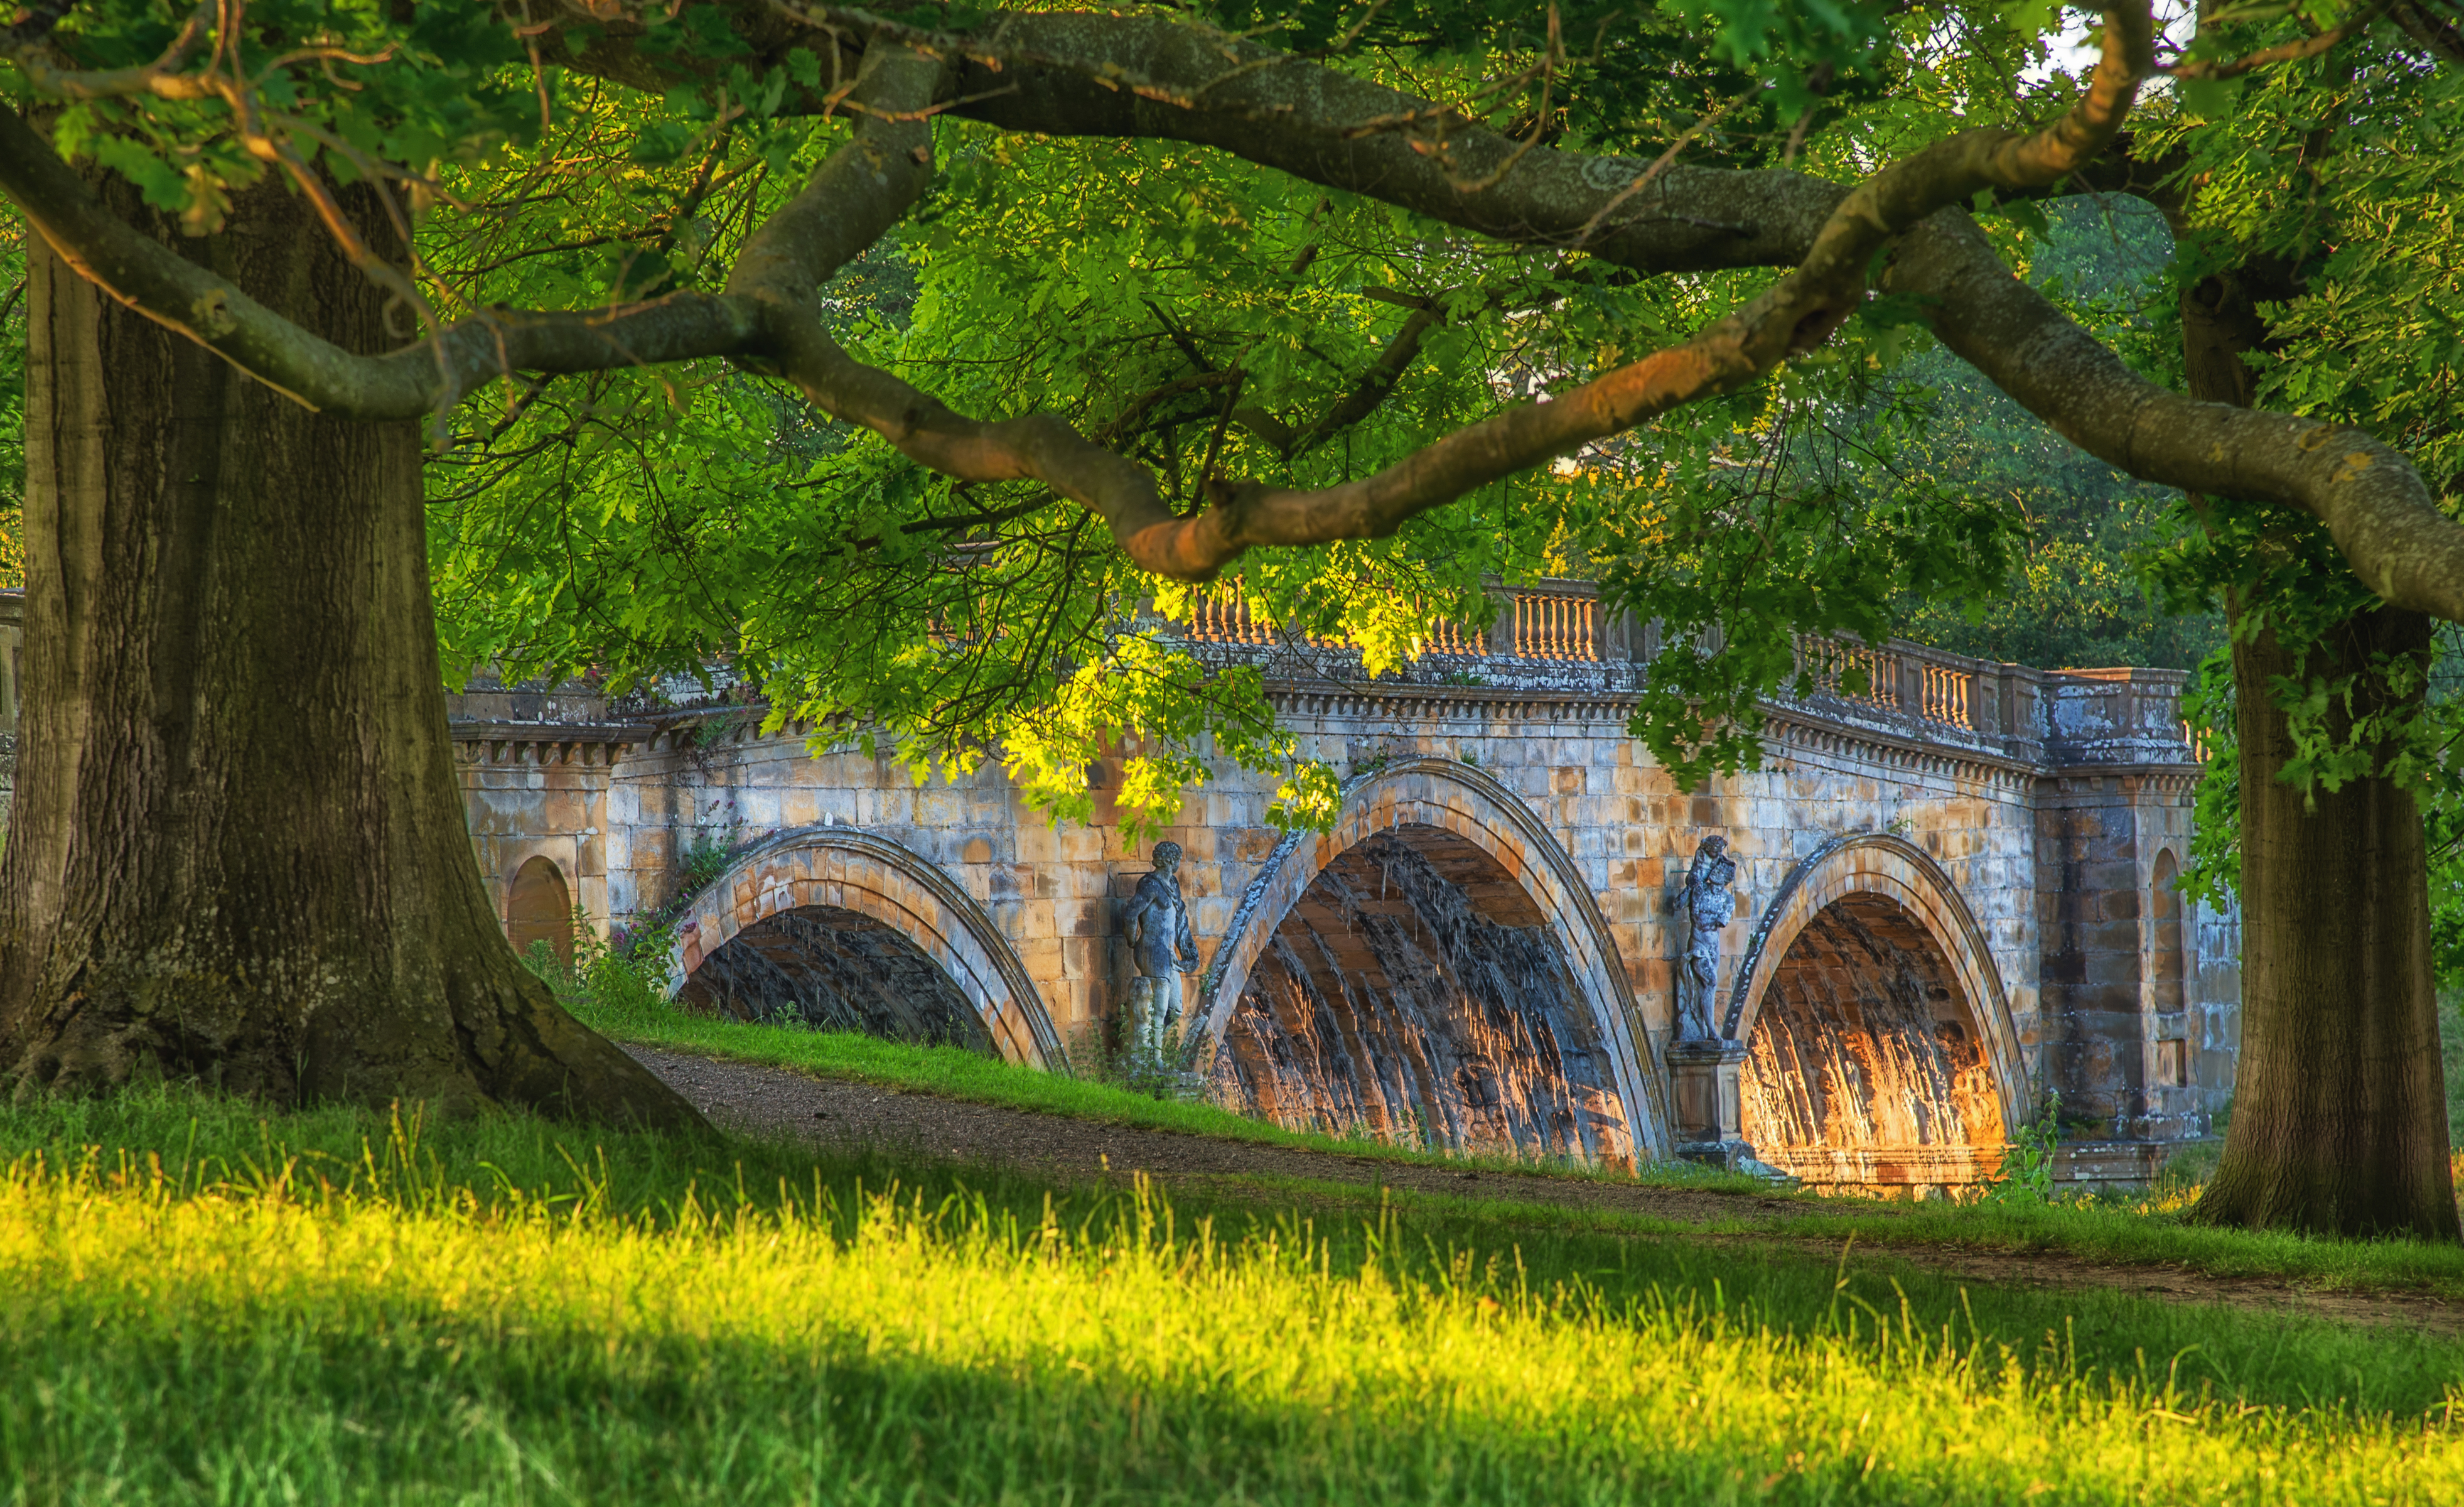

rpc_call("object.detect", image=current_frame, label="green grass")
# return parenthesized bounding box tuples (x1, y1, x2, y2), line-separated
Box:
(571, 983, 1772, 1191)
(6, 1084, 2464, 1503)
(573, 989, 2464, 1305)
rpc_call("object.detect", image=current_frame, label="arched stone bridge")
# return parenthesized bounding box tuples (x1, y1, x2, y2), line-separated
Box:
(450, 581, 2235, 1192)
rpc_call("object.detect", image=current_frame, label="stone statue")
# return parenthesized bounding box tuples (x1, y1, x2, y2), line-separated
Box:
(1679, 835, 1739, 1040)
(1122, 840, 1201, 1060)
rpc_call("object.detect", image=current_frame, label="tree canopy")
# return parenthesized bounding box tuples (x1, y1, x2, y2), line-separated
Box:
(6, 0, 2460, 836)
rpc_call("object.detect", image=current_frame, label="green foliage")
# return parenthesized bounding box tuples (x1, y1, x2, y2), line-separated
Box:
(32, 1, 542, 250)
(7, 1, 2443, 843)
(1596, 193, 2219, 787)
(422, 69, 1614, 835)
(519, 902, 677, 1023)
(2133, 32, 2464, 917)
(1982, 1091, 2062, 1206)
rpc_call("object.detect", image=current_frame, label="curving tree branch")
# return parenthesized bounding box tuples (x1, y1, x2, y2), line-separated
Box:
(4, 2, 2461, 621)
(1888, 211, 2464, 625)
(930, 6, 2464, 617)
(2163, 0, 2392, 80)
(0, 103, 765, 413)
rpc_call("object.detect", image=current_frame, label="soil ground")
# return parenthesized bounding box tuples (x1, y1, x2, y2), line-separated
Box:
(628, 1044, 2464, 1336)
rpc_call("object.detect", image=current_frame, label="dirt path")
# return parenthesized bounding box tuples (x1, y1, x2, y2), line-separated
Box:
(628, 1045, 2464, 1336)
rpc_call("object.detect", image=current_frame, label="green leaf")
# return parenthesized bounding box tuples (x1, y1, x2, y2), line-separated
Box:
(2178, 74, 2247, 121)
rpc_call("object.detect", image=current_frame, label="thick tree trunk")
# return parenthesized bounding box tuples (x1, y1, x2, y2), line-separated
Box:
(2191, 613, 2460, 1237)
(2176, 264, 2459, 1238)
(0, 171, 701, 1128)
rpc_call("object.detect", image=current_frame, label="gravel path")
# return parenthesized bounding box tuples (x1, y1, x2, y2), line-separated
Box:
(627, 1044, 2464, 1335)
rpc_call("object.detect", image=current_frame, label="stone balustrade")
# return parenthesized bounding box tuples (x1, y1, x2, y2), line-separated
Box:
(1171, 578, 2198, 772)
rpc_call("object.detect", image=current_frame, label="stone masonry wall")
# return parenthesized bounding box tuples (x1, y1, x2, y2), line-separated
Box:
(446, 598, 2232, 1182)
(584, 686, 2059, 1089)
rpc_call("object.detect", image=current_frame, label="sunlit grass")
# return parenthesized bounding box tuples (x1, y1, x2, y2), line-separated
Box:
(3, 1084, 2463, 1503)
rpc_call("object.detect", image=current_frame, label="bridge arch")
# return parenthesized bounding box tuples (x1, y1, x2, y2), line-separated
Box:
(1726, 832, 2025, 1189)
(668, 828, 1063, 1067)
(1195, 758, 1672, 1162)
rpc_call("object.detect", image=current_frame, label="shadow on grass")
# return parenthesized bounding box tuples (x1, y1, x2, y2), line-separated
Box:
(6, 1083, 2463, 1420)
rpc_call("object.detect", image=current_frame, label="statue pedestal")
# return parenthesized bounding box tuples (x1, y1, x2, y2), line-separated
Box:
(1666, 1039, 1790, 1181)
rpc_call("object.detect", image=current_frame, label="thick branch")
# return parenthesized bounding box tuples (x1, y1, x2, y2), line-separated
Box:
(0, 105, 761, 415)
(937, 7, 2464, 617)
(1891, 211, 2464, 625)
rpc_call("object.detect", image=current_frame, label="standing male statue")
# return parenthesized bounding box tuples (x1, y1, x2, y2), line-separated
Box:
(1122, 840, 1201, 1061)
(1679, 835, 1740, 1040)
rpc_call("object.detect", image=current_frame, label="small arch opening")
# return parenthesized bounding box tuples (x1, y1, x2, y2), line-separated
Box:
(507, 856, 574, 969)
(1740, 892, 2005, 1194)
(1212, 824, 1633, 1164)
(679, 905, 994, 1054)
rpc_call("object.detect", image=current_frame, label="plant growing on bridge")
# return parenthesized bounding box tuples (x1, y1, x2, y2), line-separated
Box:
(2, 0, 2461, 1241)
(1982, 1091, 2062, 1207)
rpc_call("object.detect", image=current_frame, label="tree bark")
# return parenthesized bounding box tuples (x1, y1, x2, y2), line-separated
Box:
(0, 168, 703, 1128)
(2181, 265, 2460, 1239)
(2194, 612, 2458, 1237)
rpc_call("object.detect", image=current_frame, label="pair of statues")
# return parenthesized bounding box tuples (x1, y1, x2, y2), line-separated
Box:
(1117, 833, 1738, 1053)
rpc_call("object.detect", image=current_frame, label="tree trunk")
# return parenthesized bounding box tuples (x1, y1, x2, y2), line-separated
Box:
(0, 168, 702, 1128)
(2177, 264, 2459, 1238)
(2191, 613, 2460, 1237)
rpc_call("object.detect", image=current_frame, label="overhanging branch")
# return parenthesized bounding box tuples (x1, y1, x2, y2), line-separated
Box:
(8, 2, 2459, 623)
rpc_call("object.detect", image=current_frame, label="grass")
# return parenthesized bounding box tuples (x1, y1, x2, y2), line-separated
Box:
(6, 1084, 2464, 1503)
(571, 984, 2464, 1304)
(570, 980, 1772, 1192)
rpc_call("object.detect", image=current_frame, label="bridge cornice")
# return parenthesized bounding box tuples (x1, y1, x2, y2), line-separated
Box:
(1258, 683, 2198, 791)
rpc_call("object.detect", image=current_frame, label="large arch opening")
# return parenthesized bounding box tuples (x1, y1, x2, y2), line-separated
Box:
(507, 856, 574, 968)
(670, 828, 1063, 1067)
(678, 905, 994, 1052)
(1197, 759, 1667, 1165)
(1724, 833, 2024, 1196)
(1217, 825, 1634, 1162)
(1739, 892, 2006, 1192)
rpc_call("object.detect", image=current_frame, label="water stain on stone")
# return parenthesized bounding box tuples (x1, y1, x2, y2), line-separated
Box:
(1740, 893, 2003, 1192)
(678, 905, 994, 1053)
(1212, 827, 1634, 1166)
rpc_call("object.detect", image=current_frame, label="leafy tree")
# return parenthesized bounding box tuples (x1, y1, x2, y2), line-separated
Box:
(3, 0, 2461, 1239)
(2101, 8, 2464, 1236)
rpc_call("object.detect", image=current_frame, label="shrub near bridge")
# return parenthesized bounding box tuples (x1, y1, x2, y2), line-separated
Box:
(3, 1087, 2462, 1503)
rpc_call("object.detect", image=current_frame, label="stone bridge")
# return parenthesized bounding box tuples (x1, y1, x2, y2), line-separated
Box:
(449, 580, 2237, 1192)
